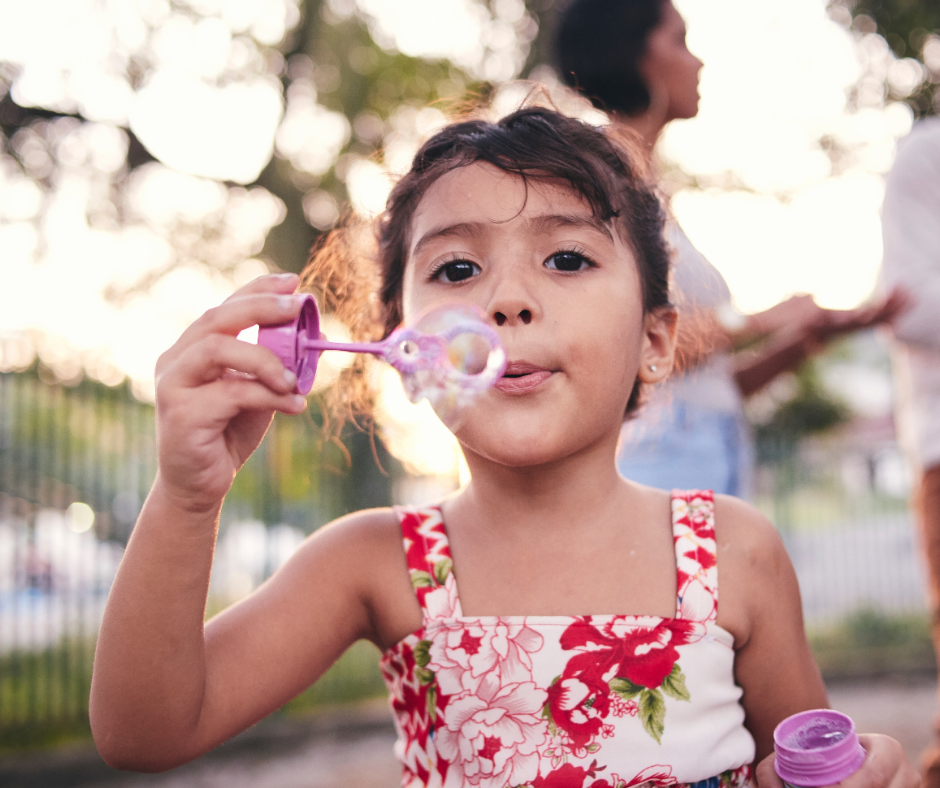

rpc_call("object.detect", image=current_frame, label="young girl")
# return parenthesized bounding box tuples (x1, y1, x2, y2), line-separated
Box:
(90, 107, 916, 788)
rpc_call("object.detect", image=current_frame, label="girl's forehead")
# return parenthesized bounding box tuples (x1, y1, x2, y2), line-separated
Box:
(408, 162, 603, 255)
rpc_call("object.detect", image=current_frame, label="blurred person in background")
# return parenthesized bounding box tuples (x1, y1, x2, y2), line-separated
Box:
(881, 113, 940, 788)
(554, 0, 906, 498)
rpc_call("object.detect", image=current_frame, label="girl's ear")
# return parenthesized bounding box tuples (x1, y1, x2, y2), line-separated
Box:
(637, 306, 677, 384)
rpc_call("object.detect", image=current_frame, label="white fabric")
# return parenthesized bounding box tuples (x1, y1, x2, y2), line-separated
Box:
(665, 224, 743, 414)
(882, 117, 940, 470)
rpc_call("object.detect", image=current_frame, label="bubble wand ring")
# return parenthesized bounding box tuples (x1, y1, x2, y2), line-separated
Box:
(257, 295, 507, 427)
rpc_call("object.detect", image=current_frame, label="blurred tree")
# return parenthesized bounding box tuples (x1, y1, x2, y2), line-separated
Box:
(832, 0, 940, 116)
(754, 361, 852, 463)
(0, 0, 538, 290)
(0, 0, 537, 518)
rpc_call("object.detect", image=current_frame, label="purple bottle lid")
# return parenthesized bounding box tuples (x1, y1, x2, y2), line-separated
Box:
(774, 709, 866, 787)
(258, 293, 320, 395)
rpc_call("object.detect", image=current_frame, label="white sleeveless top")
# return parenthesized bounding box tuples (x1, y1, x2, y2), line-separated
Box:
(380, 490, 756, 788)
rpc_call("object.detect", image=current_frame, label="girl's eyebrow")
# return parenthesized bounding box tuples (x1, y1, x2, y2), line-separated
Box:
(412, 212, 613, 257)
(526, 213, 614, 241)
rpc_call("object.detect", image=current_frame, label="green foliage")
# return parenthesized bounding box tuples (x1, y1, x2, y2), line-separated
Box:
(808, 609, 935, 678)
(835, 0, 940, 116)
(755, 362, 851, 462)
(0, 641, 95, 753)
(0, 367, 156, 544)
(1, 368, 401, 542)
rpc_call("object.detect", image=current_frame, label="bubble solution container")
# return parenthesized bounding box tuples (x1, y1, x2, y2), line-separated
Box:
(774, 709, 866, 788)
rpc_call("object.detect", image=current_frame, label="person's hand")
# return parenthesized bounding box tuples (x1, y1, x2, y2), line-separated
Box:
(153, 273, 308, 513)
(755, 734, 920, 788)
(750, 294, 824, 336)
(810, 287, 911, 342)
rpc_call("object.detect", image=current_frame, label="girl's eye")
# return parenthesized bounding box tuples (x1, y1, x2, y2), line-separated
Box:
(433, 259, 480, 283)
(545, 251, 591, 272)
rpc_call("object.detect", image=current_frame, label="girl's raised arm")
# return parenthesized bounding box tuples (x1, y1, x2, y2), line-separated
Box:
(89, 274, 388, 771)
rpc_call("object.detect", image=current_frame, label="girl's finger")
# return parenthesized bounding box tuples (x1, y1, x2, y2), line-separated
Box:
(192, 291, 304, 341)
(223, 272, 299, 300)
(164, 334, 298, 393)
(161, 291, 304, 371)
(206, 377, 307, 418)
(754, 753, 783, 788)
(164, 377, 306, 429)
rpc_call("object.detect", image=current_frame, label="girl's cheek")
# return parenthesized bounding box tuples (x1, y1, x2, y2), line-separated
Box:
(399, 262, 419, 321)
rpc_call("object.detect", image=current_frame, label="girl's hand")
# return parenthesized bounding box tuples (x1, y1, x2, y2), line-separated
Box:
(755, 734, 920, 788)
(153, 273, 307, 513)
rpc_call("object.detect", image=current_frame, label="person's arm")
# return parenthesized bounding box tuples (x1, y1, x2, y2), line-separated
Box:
(674, 295, 826, 374)
(716, 496, 919, 786)
(714, 495, 828, 763)
(89, 275, 384, 771)
(882, 125, 940, 352)
(732, 289, 908, 397)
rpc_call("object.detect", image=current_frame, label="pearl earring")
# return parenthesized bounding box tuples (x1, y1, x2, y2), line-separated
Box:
(650, 365, 657, 372)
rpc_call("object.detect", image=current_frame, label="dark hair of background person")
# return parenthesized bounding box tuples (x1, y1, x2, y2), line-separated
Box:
(301, 106, 672, 422)
(555, 0, 665, 115)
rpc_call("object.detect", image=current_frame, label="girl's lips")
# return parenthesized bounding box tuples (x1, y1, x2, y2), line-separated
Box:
(494, 362, 554, 394)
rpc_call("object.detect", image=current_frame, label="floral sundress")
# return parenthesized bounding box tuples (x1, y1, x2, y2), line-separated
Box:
(380, 490, 756, 788)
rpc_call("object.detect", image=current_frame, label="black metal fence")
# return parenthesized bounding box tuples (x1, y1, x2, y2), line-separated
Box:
(0, 367, 397, 746)
(0, 367, 931, 746)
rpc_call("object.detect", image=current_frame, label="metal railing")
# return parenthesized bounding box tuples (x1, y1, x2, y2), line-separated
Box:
(0, 367, 397, 745)
(0, 368, 930, 744)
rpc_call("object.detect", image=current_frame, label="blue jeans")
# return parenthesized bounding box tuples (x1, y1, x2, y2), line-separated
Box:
(617, 401, 753, 498)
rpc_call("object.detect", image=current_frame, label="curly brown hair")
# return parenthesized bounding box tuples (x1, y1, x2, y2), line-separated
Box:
(300, 105, 672, 432)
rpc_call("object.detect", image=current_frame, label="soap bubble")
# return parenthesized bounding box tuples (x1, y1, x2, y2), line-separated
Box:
(390, 303, 506, 429)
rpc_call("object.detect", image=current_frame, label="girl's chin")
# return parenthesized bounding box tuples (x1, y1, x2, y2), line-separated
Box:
(456, 427, 614, 471)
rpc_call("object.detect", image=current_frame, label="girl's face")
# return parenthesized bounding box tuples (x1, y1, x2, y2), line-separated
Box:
(640, 1, 703, 122)
(401, 162, 673, 468)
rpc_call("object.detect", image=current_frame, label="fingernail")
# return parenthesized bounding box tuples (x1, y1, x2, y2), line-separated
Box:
(293, 394, 306, 409)
(283, 368, 297, 388)
(277, 295, 295, 311)
(277, 272, 298, 281)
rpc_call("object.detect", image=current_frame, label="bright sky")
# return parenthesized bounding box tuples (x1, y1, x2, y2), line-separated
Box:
(0, 0, 924, 479)
(667, 0, 914, 312)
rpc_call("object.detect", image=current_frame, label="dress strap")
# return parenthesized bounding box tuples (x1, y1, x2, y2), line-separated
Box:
(671, 490, 719, 623)
(394, 505, 462, 620)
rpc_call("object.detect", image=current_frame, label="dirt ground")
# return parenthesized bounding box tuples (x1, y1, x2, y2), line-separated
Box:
(3, 674, 936, 788)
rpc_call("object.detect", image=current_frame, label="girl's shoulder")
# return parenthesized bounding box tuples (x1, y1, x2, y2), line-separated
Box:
(712, 493, 784, 559)
(711, 493, 799, 648)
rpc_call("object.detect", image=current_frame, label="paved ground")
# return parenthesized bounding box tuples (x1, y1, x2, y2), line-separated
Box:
(2, 675, 936, 788)
(828, 673, 937, 767)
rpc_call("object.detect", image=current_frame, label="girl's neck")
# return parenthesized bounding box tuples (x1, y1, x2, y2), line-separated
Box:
(453, 435, 628, 540)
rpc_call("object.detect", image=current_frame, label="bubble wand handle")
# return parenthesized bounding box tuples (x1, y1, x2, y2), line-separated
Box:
(256, 294, 506, 424)
(299, 338, 387, 355)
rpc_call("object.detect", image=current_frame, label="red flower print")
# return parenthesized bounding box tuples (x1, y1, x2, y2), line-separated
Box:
(529, 760, 611, 788)
(546, 672, 612, 750)
(436, 679, 547, 788)
(610, 695, 638, 718)
(603, 616, 702, 690)
(622, 764, 679, 788)
(429, 616, 544, 696)
(559, 616, 703, 691)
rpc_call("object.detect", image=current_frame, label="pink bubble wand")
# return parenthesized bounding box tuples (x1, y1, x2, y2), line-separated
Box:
(258, 295, 507, 429)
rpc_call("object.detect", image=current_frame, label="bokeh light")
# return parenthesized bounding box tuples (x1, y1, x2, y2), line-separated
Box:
(0, 0, 931, 479)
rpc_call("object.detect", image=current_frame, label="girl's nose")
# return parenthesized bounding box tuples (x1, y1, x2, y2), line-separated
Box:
(494, 305, 532, 327)
(485, 258, 540, 327)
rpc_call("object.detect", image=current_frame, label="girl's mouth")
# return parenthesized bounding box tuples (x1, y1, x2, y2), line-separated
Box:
(494, 362, 554, 394)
